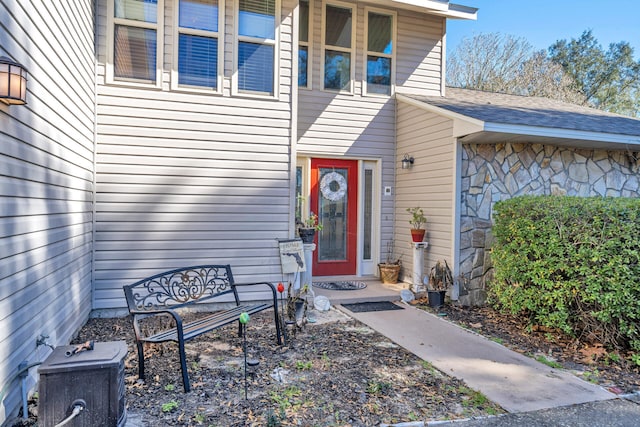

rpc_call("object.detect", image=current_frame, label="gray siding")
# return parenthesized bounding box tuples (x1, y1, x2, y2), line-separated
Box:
(94, 0, 295, 309)
(0, 0, 95, 422)
(396, 101, 456, 280)
(396, 10, 444, 95)
(297, 1, 445, 264)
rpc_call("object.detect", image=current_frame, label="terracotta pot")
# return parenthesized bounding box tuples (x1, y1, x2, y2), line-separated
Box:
(410, 229, 426, 242)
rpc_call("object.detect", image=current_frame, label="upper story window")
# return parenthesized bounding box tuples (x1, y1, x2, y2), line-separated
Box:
(322, 2, 354, 92)
(236, 0, 278, 96)
(174, 0, 223, 91)
(111, 0, 163, 85)
(365, 9, 395, 95)
(298, 0, 310, 88)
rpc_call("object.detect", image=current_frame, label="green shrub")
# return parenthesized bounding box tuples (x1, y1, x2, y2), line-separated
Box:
(490, 195, 640, 362)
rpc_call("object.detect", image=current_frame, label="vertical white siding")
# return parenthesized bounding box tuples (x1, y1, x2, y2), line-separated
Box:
(297, 1, 446, 264)
(396, 101, 456, 279)
(94, 0, 295, 309)
(0, 0, 95, 422)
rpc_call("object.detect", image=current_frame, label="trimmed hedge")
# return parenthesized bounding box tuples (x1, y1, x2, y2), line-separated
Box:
(490, 196, 640, 364)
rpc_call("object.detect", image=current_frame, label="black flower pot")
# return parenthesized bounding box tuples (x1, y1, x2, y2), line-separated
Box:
(294, 298, 305, 320)
(427, 290, 446, 308)
(298, 228, 316, 244)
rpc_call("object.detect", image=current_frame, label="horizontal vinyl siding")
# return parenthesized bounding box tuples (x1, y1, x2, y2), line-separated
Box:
(396, 10, 444, 95)
(0, 0, 95, 423)
(298, 1, 399, 260)
(94, 0, 295, 309)
(297, 2, 446, 265)
(396, 101, 456, 279)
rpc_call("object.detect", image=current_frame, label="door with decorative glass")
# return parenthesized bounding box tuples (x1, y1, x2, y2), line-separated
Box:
(310, 159, 358, 276)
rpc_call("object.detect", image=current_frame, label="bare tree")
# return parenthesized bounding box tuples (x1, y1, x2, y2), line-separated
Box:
(447, 33, 585, 104)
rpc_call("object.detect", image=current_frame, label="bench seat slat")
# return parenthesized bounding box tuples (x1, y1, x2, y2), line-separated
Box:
(143, 303, 272, 343)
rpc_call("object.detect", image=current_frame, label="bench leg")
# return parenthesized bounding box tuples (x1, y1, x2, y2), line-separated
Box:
(178, 340, 191, 392)
(136, 340, 145, 380)
(273, 308, 283, 345)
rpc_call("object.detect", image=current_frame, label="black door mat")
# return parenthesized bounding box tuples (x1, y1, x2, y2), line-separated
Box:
(313, 281, 367, 291)
(341, 301, 404, 313)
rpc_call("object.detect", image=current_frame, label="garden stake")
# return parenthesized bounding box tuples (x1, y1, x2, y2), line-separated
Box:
(239, 312, 250, 400)
(277, 282, 289, 344)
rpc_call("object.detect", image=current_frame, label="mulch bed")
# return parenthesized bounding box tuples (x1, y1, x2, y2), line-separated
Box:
(14, 309, 503, 426)
(416, 302, 640, 395)
(16, 301, 638, 426)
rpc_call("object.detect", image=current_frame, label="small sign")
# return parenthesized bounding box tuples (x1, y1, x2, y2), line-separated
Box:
(278, 238, 306, 274)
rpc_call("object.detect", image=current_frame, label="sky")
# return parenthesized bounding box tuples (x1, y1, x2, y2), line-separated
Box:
(446, 0, 640, 57)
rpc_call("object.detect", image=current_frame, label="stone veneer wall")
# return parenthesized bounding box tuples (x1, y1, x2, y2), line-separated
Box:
(458, 142, 640, 306)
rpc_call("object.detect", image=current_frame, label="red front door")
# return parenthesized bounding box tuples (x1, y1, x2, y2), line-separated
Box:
(311, 159, 358, 276)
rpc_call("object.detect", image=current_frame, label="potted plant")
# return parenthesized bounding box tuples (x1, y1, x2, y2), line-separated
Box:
(285, 282, 312, 330)
(297, 212, 323, 243)
(378, 241, 401, 284)
(406, 207, 427, 242)
(426, 259, 453, 308)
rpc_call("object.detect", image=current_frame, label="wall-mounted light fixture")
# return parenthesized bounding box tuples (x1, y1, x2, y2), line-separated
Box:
(0, 56, 28, 105)
(401, 154, 414, 169)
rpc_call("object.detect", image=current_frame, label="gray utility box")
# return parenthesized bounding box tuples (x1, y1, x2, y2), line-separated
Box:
(38, 341, 127, 427)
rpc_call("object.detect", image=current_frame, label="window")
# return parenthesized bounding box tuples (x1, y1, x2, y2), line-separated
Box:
(236, 0, 278, 95)
(111, 0, 162, 84)
(365, 9, 394, 95)
(298, 0, 310, 88)
(174, 0, 222, 91)
(322, 3, 354, 92)
(363, 168, 373, 259)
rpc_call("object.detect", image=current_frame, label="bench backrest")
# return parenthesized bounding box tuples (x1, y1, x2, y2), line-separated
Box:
(123, 264, 240, 312)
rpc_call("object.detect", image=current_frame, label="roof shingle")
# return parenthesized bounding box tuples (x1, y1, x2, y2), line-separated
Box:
(406, 87, 640, 138)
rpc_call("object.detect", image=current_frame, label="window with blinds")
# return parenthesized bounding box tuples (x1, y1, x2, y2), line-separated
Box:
(237, 0, 277, 95)
(298, 0, 310, 88)
(113, 0, 160, 83)
(176, 0, 221, 90)
(365, 9, 395, 96)
(322, 3, 353, 92)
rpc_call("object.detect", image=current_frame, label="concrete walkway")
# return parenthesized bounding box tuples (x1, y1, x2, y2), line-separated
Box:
(337, 302, 615, 413)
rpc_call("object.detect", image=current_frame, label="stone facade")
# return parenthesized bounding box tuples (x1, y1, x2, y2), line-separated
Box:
(458, 142, 640, 306)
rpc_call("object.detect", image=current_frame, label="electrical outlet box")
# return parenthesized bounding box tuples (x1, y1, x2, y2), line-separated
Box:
(384, 186, 392, 196)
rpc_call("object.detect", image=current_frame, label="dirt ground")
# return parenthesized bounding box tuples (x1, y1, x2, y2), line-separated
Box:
(14, 301, 639, 426)
(20, 307, 503, 427)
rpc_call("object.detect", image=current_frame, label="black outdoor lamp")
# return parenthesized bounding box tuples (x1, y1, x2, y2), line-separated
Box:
(401, 154, 414, 169)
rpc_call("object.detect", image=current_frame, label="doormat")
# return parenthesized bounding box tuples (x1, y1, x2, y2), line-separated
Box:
(313, 281, 367, 291)
(341, 301, 404, 313)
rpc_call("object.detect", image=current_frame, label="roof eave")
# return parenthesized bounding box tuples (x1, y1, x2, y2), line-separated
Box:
(387, 0, 477, 19)
(478, 122, 640, 149)
(397, 93, 640, 149)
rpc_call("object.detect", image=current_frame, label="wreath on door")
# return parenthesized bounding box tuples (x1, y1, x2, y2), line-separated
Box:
(320, 171, 347, 202)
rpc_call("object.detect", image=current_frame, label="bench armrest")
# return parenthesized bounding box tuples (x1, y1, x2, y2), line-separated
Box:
(131, 307, 186, 342)
(233, 281, 279, 304)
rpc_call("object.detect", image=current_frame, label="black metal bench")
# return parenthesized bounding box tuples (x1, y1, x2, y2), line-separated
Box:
(123, 264, 282, 392)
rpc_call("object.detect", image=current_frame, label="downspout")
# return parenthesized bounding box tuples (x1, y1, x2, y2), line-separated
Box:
(441, 17, 447, 96)
(90, 1, 99, 310)
(451, 138, 462, 301)
(289, 0, 300, 238)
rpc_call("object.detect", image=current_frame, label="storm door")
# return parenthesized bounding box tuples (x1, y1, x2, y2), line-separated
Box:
(310, 159, 358, 275)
